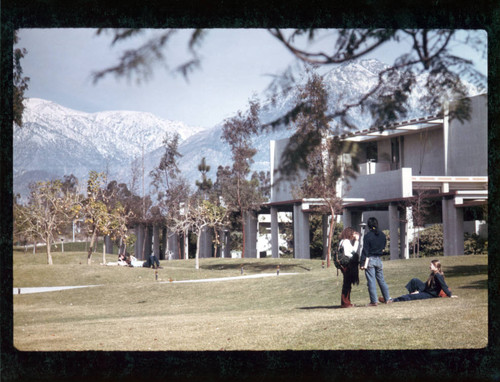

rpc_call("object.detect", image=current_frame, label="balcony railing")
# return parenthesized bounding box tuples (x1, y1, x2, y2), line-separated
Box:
(357, 160, 392, 175)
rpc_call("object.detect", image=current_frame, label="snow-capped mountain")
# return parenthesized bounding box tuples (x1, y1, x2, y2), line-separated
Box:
(13, 59, 483, 199)
(14, 99, 206, 197)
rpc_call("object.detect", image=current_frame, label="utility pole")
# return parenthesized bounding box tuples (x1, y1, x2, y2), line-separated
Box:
(142, 144, 145, 219)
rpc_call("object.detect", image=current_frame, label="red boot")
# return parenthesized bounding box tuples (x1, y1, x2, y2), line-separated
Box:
(341, 292, 353, 308)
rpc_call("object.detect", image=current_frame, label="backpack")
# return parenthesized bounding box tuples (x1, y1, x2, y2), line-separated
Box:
(333, 240, 351, 270)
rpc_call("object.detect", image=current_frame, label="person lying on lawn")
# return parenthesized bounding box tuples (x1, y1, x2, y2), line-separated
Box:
(101, 252, 129, 266)
(117, 252, 128, 266)
(127, 254, 162, 268)
(380, 259, 458, 303)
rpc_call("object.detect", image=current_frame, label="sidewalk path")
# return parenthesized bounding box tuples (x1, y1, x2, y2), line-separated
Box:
(13, 285, 102, 295)
(13, 273, 298, 294)
(160, 272, 298, 284)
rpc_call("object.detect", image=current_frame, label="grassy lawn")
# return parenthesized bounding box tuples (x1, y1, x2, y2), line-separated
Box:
(13, 251, 487, 351)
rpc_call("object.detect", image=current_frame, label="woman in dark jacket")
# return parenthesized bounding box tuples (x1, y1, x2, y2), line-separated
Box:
(390, 259, 458, 302)
(360, 217, 392, 306)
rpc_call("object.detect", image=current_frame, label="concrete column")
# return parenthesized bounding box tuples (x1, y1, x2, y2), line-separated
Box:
(244, 211, 258, 258)
(199, 227, 213, 258)
(222, 230, 231, 258)
(271, 207, 280, 258)
(293, 203, 310, 259)
(389, 202, 399, 260)
(104, 235, 113, 254)
(144, 225, 153, 258)
(342, 209, 352, 230)
(153, 224, 160, 258)
(167, 229, 180, 259)
(443, 103, 450, 176)
(135, 223, 144, 259)
(399, 207, 410, 259)
(442, 197, 464, 256)
(161, 227, 167, 260)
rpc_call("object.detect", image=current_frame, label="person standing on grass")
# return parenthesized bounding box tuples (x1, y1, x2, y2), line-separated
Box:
(360, 217, 393, 306)
(390, 259, 458, 302)
(338, 227, 361, 308)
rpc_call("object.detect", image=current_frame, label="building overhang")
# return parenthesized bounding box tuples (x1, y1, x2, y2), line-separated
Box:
(340, 115, 444, 143)
(343, 190, 488, 210)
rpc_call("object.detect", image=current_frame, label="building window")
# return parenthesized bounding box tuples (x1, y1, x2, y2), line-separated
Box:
(366, 141, 378, 162)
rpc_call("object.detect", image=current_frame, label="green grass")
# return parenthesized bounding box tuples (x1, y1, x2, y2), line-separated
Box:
(13, 251, 488, 351)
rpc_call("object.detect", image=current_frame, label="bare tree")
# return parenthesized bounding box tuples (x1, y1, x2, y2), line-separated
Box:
(404, 189, 433, 258)
(15, 180, 78, 265)
(76, 171, 111, 265)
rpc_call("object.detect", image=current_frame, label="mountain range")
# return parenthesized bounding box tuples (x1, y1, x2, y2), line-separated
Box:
(13, 59, 482, 200)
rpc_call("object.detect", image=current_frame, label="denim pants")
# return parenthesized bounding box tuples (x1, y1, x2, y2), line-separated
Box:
(365, 256, 391, 303)
(405, 278, 426, 293)
(392, 278, 433, 302)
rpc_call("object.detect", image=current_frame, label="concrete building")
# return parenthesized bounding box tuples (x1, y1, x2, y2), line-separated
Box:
(264, 94, 488, 259)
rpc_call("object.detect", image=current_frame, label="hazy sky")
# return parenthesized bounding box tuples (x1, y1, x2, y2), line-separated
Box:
(17, 28, 487, 128)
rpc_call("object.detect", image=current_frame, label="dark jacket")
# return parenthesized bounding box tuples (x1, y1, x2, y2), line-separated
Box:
(360, 229, 386, 264)
(425, 272, 452, 297)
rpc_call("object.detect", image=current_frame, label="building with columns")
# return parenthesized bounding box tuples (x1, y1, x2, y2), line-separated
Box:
(264, 94, 487, 260)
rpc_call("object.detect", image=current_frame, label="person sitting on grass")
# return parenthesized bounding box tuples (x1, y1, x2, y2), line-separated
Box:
(381, 259, 458, 303)
(143, 254, 162, 269)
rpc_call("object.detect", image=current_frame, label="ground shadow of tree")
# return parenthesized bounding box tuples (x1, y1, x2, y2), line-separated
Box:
(446, 263, 488, 290)
(297, 305, 339, 310)
(201, 262, 311, 272)
(459, 279, 488, 290)
(447, 264, 488, 276)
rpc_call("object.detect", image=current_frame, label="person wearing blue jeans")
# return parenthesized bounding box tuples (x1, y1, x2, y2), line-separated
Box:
(360, 217, 392, 306)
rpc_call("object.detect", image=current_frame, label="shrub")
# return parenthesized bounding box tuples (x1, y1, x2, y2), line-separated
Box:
(415, 224, 444, 257)
(379, 224, 487, 258)
(464, 233, 488, 255)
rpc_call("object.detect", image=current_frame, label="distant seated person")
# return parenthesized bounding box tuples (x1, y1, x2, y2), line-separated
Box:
(382, 259, 457, 303)
(126, 254, 162, 269)
(143, 254, 161, 269)
(117, 252, 128, 266)
(101, 252, 129, 266)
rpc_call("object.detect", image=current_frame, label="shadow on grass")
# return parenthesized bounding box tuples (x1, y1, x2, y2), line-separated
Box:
(297, 305, 339, 310)
(201, 262, 312, 273)
(447, 264, 488, 277)
(460, 279, 488, 290)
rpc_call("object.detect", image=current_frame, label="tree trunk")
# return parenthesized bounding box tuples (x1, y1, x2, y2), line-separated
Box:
(87, 230, 97, 265)
(417, 231, 421, 258)
(46, 235, 53, 265)
(177, 235, 182, 259)
(195, 227, 202, 269)
(102, 238, 107, 264)
(195, 224, 208, 269)
(141, 227, 147, 260)
(213, 228, 219, 257)
(326, 206, 336, 268)
(241, 209, 246, 258)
